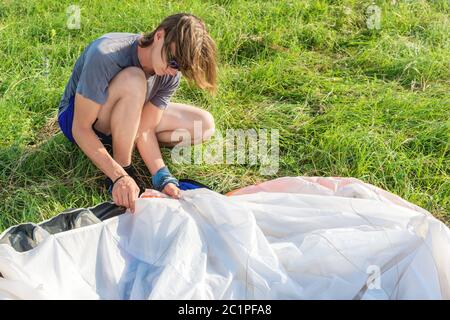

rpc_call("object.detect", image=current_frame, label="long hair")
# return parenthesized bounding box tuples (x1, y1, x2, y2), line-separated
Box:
(139, 13, 218, 95)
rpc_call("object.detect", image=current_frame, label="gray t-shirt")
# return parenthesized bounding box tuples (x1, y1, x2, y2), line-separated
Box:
(58, 32, 181, 115)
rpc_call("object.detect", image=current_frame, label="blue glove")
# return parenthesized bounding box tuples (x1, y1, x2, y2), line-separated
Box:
(151, 166, 179, 191)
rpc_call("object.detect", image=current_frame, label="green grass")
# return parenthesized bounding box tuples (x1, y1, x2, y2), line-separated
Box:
(0, 0, 449, 231)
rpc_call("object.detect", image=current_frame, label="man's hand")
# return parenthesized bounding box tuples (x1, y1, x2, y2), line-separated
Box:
(112, 176, 141, 213)
(162, 182, 181, 199)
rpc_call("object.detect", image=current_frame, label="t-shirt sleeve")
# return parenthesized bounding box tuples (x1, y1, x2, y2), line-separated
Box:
(149, 72, 181, 110)
(76, 45, 115, 105)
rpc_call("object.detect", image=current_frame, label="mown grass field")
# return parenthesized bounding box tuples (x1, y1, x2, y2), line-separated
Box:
(0, 0, 448, 231)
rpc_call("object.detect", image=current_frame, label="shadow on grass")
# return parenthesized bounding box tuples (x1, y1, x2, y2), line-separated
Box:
(0, 133, 108, 231)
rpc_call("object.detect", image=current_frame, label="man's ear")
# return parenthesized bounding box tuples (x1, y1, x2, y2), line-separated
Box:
(156, 29, 165, 41)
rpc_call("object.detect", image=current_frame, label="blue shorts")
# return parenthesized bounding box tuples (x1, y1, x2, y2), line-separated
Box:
(58, 95, 112, 151)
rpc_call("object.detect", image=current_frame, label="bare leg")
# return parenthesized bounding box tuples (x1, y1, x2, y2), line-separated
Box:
(93, 67, 147, 166)
(154, 102, 216, 148)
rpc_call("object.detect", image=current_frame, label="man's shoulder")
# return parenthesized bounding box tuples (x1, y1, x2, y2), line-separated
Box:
(157, 71, 181, 85)
(149, 72, 181, 92)
(87, 32, 139, 56)
(98, 32, 140, 41)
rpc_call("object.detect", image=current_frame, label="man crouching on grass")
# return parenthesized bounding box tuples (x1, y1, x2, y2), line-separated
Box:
(57, 13, 217, 213)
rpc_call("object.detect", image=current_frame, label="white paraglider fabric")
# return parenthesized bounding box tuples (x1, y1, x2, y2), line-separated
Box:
(0, 177, 449, 299)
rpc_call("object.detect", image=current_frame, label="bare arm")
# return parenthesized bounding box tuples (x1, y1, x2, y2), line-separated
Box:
(135, 102, 167, 175)
(72, 93, 127, 181)
(136, 102, 180, 198)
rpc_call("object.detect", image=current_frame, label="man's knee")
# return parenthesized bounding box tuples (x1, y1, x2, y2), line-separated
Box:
(194, 110, 215, 143)
(111, 67, 147, 100)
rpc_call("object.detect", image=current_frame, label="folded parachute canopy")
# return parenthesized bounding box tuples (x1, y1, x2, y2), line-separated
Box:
(0, 176, 449, 299)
